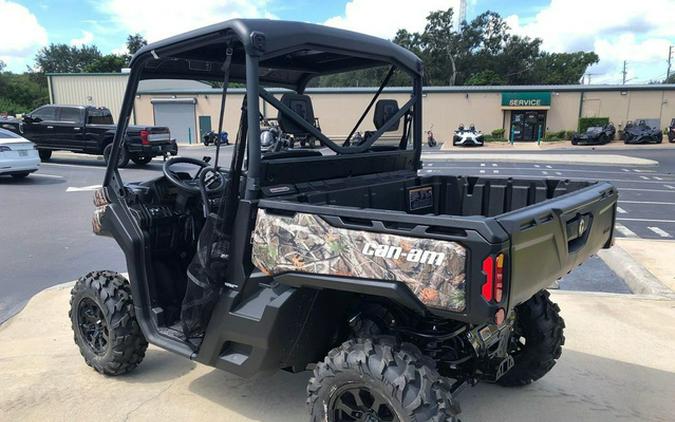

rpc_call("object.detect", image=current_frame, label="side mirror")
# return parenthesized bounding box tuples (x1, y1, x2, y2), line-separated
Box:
(202, 156, 212, 163)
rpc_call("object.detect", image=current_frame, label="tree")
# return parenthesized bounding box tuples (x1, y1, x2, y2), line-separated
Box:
(665, 73, 675, 84)
(126, 33, 148, 56)
(531, 52, 599, 84)
(84, 54, 127, 73)
(0, 60, 5, 72)
(34, 44, 102, 73)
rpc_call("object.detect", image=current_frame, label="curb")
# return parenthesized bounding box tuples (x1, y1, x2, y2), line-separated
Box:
(597, 246, 675, 298)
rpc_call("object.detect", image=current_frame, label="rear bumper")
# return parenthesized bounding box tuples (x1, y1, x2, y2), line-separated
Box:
(126, 142, 178, 157)
(0, 156, 40, 175)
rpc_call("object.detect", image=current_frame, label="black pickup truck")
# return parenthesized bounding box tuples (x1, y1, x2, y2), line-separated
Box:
(5, 105, 177, 167)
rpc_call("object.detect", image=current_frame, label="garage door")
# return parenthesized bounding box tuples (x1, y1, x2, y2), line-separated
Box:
(152, 99, 197, 144)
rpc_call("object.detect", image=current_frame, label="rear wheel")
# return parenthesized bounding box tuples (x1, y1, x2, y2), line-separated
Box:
(69, 270, 148, 375)
(103, 144, 129, 168)
(38, 149, 52, 161)
(11, 172, 30, 179)
(131, 155, 153, 165)
(308, 337, 460, 422)
(498, 290, 565, 387)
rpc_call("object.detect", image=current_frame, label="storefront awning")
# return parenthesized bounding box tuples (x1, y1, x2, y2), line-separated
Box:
(501, 91, 551, 110)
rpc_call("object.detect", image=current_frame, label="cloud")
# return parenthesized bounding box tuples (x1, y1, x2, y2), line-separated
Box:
(0, 0, 48, 70)
(98, 0, 272, 42)
(70, 31, 95, 47)
(505, 0, 675, 83)
(324, 0, 463, 39)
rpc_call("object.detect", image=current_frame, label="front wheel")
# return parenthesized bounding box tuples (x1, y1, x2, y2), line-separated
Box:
(11, 172, 30, 179)
(69, 271, 148, 375)
(308, 337, 460, 422)
(498, 290, 565, 387)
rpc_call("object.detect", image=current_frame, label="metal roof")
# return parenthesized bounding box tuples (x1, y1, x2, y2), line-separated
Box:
(136, 84, 675, 95)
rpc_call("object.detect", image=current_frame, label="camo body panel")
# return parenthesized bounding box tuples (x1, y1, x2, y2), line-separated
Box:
(251, 209, 466, 311)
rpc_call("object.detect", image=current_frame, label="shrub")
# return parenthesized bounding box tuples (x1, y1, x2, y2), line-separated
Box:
(491, 128, 505, 138)
(578, 117, 609, 132)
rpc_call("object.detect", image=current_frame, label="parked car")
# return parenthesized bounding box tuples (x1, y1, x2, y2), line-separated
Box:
(69, 19, 618, 421)
(3, 105, 178, 167)
(452, 123, 485, 146)
(0, 128, 40, 178)
(668, 118, 675, 143)
(622, 120, 662, 144)
(571, 123, 615, 145)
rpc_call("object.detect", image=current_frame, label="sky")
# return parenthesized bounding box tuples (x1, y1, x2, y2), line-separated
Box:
(1, 0, 674, 85)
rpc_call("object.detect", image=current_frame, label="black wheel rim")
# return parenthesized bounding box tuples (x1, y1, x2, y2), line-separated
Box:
(77, 297, 109, 355)
(330, 383, 400, 422)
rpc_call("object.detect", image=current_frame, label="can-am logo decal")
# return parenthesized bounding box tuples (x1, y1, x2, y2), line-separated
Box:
(362, 242, 446, 266)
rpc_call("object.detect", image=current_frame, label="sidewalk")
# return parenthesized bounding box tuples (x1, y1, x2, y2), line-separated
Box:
(1, 284, 673, 421)
(440, 139, 675, 152)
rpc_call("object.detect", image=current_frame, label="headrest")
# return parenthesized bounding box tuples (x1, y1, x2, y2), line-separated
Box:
(277, 93, 316, 135)
(373, 99, 400, 132)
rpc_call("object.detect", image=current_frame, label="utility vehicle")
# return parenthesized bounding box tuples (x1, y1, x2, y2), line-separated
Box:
(69, 19, 618, 421)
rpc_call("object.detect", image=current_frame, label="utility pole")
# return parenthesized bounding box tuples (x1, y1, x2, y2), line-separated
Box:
(622, 60, 627, 85)
(667, 45, 673, 81)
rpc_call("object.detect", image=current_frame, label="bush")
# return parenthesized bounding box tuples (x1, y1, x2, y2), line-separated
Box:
(484, 128, 507, 142)
(491, 128, 505, 138)
(543, 130, 570, 141)
(578, 117, 609, 132)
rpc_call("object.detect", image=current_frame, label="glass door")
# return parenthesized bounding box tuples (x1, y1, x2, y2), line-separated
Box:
(510, 110, 546, 142)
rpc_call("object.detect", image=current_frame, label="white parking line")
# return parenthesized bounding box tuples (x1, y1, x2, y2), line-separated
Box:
(555, 172, 562, 176)
(534, 164, 541, 168)
(640, 176, 649, 180)
(493, 170, 499, 174)
(665, 185, 675, 190)
(618, 217, 675, 223)
(616, 206, 627, 214)
(41, 162, 105, 169)
(620, 200, 675, 205)
(622, 169, 630, 172)
(545, 165, 552, 169)
(653, 176, 663, 180)
(492, 163, 498, 167)
(620, 187, 675, 193)
(648, 227, 672, 238)
(31, 173, 64, 179)
(480, 163, 486, 167)
(66, 185, 102, 192)
(479, 169, 485, 174)
(542, 171, 549, 175)
(615, 223, 638, 238)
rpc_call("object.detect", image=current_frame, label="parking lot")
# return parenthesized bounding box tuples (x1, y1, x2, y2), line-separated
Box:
(2, 144, 674, 323)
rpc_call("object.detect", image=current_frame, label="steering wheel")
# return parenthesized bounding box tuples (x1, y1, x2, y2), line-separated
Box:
(162, 156, 226, 194)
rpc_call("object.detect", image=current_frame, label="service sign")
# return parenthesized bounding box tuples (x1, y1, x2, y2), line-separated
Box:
(501, 92, 551, 107)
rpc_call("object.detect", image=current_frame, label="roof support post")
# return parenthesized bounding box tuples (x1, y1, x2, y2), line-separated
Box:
(245, 54, 261, 199)
(413, 73, 423, 169)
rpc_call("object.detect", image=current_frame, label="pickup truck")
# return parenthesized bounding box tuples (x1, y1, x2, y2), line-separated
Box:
(5, 105, 177, 167)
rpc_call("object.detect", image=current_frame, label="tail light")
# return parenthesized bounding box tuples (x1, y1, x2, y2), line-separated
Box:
(140, 129, 150, 145)
(482, 253, 505, 303)
(0, 146, 11, 152)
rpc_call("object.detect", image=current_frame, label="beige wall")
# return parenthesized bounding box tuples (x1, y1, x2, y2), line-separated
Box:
(50, 74, 130, 121)
(51, 74, 674, 143)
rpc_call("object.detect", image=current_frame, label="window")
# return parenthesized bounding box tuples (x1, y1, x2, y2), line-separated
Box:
(31, 107, 57, 121)
(59, 107, 82, 123)
(87, 109, 114, 125)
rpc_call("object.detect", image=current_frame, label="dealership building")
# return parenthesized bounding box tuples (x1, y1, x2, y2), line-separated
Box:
(47, 73, 675, 144)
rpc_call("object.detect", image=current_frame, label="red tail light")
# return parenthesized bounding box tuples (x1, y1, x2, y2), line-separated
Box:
(482, 253, 505, 303)
(481, 256, 494, 302)
(140, 129, 150, 145)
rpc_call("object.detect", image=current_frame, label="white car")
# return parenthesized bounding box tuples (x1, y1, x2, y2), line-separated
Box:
(452, 125, 485, 147)
(0, 128, 40, 178)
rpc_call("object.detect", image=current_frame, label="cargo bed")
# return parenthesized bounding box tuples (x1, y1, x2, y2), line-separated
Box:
(258, 173, 618, 322)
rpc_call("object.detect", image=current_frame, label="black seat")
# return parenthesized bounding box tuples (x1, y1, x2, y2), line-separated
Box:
(277, 93, 317, 136)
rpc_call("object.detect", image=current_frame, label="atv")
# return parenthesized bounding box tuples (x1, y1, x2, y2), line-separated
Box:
(70, 19, 618, 421)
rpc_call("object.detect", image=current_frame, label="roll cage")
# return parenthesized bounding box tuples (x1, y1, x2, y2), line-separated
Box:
(103, 19, 424, 199)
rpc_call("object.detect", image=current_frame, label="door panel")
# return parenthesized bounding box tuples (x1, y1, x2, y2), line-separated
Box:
(55, 107, 85, 150)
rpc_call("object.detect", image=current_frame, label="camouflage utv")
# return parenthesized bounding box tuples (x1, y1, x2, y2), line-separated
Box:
(70, 19, 618, 421)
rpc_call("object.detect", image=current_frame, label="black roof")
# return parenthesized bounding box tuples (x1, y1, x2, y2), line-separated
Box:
(131, 19, 422, 90)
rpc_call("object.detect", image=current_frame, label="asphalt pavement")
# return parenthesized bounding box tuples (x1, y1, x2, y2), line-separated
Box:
(3, 144, 673, 323)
